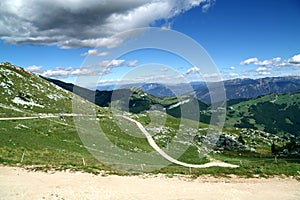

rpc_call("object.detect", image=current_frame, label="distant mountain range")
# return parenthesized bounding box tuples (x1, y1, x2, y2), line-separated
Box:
(195, 77, 300, 104)
(96, 77, 300, 104)
(97, 82, 198, 97)
(43, 77, 208, 117)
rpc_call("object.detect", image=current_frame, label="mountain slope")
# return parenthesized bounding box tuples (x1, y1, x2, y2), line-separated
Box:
(226, 91, 300, 140)
(0, 62, 111, 171)
(0, 62, 96, 117)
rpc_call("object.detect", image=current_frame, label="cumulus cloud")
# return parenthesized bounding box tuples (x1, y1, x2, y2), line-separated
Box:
(229, 66, 235, 70)
(254, 57, 281, 66)
(240, 57, 281, 66)
(222, 72, 239, 80)
(256, 67, 268, 72)
(240, 54, 300, 67)
(185, 66, 201, 75)
(228, 72, 239, 77)
(41, 66, 111, 78)
(98, 59, 125, 67)
(42, 67, 74, 78)
(126, 60, 139, 67)
(26, 65, 44, 73)
(80, 49, 109, 57)
(280, 53, 300, 67)
(0, 0, 213, 48)
(240, 57, 259, 65)
(201, 0, 215, 12)
(258, 71, 271, 75)
(25, 58, 139, 78)
(255, 66, 271, 75)
(202, 73, 220, 78)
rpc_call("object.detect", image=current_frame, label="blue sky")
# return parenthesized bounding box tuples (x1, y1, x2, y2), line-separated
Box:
(1, 0, 300, 87)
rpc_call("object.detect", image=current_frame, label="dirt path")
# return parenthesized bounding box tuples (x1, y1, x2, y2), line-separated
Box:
(120, 115, 239, 169)
(0, 114, 59, 121)
(0, 166, 299, 200)
(0, 113, 98, 121)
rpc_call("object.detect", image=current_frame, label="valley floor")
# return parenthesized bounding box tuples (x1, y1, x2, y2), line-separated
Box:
(0, 166, 299, 200)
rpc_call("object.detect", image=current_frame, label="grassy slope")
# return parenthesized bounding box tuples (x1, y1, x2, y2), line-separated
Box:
(0, 62, 109, 173)
(225, 91, 300, 139)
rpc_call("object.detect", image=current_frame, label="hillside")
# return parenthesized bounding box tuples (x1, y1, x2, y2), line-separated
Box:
(225, 91, 300, 141)
(0, 62, 95, 117)
(0, 62, 109, 172)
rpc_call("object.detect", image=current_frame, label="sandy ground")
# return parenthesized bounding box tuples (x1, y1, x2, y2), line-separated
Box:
(0, 166, 299, 200)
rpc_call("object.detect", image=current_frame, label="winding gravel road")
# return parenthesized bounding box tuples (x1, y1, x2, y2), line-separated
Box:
(0, 113, 96, 121)
(120, 115, 239, 169)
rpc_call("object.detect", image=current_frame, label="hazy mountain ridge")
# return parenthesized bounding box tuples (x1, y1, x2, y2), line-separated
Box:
(96, 77, 300, 104)
(194, 77, 300, 103)
(44, 77, 208, 116)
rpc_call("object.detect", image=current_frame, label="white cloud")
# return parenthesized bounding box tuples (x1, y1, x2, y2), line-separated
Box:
(98, 59, 125, 67)
(161, 22, 172, 30)
(240, 54, 300, 68)
(201, 73, 222, 81)
(228, 72, 239, 77)
(126, 60, 139, 67)
(25, 65, 43, 73)
(202, 73, 220, 78)
(240, 57, 259, 65)
(222, 72, 239, 80)
(255, 66, 271, 76)
(258, 71, 271, 75)
(201, 0, 215, 12)
(41, 66, 111, 78)
(25, 58, 140, 78)
(280, 53, 300, 67)
(229, 66, 235, 70)
(80, 49, 109, 57)
(256, 57, 281, 66)
(42, 67, 74, 78)
(0, 0, 213, 48)
(70, 68, 96, 76)
(185, 66, 201, 75)
(256, 67, 268, 72)
(291, 54, 300, 62)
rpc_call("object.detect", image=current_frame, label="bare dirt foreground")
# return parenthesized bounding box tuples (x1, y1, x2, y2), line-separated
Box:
(0, 166, 299, 200)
